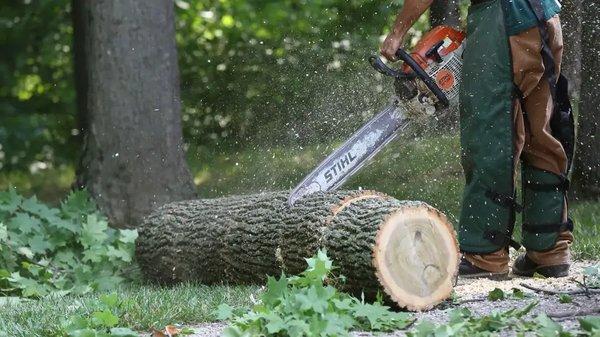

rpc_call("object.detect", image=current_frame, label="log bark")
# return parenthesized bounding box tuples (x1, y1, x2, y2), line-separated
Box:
(72, 0, 196, 228)
(136, 190, 459, 311)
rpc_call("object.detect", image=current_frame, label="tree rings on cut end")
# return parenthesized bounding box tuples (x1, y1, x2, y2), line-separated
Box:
(373, 203, 459, 311)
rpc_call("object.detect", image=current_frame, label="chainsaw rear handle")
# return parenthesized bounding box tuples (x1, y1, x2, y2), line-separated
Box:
(369, 49, 450, 108)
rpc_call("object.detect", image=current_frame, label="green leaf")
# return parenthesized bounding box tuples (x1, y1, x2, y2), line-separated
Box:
(9, 212, 40, 234)
(264, 312, 286, 334)
(488, 288, 505, 301)
(216, 303, 235, 321)
(80, 214, 109, 247)
(0, 189, 22, 214)
(118, 229, 138, 244)
(558, 294, 572, 304)
(92, 310, 119, 328)
(28, 235, 53, 253)
(535, 314, 571, 337)
(106, 246, 132, 262)
(0, 223, 7, 247)
(21, 196, 59, 219)
(407, 320, 436, 337)
(262, 274, 288, 306)
(579, 316, 600, 332)
(512, 288, 525, 299)
(61, 189, 97, 217)
(179, 327, 195, 335)
(100, 293, 119, 308)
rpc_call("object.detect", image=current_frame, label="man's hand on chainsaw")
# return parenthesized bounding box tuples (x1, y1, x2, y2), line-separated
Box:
(381, 31, 404, 61)
(381, 0, 434, 61)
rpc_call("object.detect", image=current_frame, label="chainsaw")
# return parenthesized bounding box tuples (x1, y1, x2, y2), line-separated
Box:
(288, 26, 466, 206)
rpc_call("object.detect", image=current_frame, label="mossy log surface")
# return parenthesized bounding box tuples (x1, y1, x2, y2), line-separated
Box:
(136, 190, 459, 311)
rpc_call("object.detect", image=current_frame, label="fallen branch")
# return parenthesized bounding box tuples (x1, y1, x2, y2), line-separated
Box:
(548, 307, 600, 320)
(520, 283, 600, 296)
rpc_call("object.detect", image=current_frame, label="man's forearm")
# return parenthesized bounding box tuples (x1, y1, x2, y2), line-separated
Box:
(381, 0, 434, 60)
(390, 0, 434, 38)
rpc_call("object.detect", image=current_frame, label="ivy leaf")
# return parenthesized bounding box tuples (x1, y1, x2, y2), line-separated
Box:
(94, 275, 124, 292)
(353, 302, 396, 330)
(100, 293, 119, 308)
(21, 196, 59, 219)
(0, 222, 7, 245)
(535, 314, 571, 337)
(118, 229, 138, 244)
(488, 288, 505, 301)
(215, 303, 234, 321)
(264, 312, 286, 334)
(61, 189, 97, 217)
(9, 212, 40, 234)
(92, 310, 119, 328)
(262, 274, 288, 306)
(0, 188, 22, 214)
(579, 316, 600, 332)
(81, 214, 109, 248)
(407, 320, 436, 337)
(28, 235, 53, 254)
(106, 246, 132, 262)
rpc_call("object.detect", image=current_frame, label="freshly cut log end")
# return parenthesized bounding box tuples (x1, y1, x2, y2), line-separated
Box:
(136, 190, 459, 311)
(373, 205, 459, 311)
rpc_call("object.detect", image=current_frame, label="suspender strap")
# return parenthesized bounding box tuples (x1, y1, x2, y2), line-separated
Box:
(525, 0, 558, 100)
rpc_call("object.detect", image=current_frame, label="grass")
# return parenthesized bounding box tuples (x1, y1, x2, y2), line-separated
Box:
(0, 133, 599, 335)
(0, 283, 258, 337)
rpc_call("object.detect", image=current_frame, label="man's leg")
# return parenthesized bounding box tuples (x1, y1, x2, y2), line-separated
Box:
(458, 0, 517, 277)
(509, 16, 574, 277)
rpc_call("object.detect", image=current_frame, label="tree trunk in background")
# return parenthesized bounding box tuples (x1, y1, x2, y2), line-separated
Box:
(136, 190, 460, 311)
(72, 0, 196, 228)
(560, 0, 582, 97)
(430, 0, 460, 28)
(573, 0, 600, 198)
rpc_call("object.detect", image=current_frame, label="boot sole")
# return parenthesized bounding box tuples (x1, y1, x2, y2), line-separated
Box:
(512, 264, 570, 278)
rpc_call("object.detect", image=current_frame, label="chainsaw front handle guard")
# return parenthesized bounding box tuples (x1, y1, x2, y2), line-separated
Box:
(395, 49, 449, 107)
(368, 55, 414, 80)
(369, 50, 450, 108)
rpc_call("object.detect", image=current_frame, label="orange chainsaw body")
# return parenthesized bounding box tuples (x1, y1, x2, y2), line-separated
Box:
(401, 25, 466, 74)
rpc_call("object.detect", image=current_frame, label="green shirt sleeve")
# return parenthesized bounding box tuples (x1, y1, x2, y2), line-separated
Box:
(502, 0, 561, 35)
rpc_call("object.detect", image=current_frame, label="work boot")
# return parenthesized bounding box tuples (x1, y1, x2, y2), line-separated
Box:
(513, 230, 573, 278)
(459, 250, 510, 279)
(512, 253, 570, 278)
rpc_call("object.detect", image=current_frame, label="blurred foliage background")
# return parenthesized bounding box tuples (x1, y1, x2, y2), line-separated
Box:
(1, 0, 449, 173)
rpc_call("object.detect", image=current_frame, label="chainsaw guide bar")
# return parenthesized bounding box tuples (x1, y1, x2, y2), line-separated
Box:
(288, 99, 409, 207)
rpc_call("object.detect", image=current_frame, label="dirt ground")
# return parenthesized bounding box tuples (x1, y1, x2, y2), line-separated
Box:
(160, 261, 600, 337)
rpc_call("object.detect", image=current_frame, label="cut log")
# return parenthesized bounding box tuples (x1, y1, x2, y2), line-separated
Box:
(136, 190, 459, 311)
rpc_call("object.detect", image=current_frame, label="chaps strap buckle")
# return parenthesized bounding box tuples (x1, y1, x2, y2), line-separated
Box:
(523, 218, 574, 234)
(485, 190, 523, 213)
